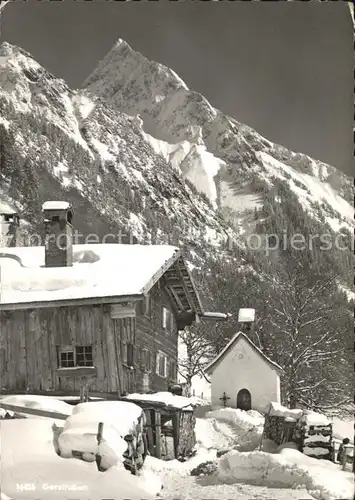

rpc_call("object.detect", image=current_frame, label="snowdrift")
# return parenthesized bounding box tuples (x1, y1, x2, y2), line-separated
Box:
(57, 401, 144, 469)
(0, 394, 73, 419)
(217, 447, 354, 500)
(205, 407, 264, 451)
(126, 391, 198, 410)
(332, 418, 354, 443)
(1, 419, 160, 500)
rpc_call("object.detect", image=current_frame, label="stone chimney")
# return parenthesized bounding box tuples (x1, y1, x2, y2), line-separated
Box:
(0, 208, 20, 247)
(42, 201, 73, 267)
(238, 308, 255, 335)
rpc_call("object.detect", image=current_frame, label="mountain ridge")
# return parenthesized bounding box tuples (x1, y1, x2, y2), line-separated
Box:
(0, 39, 353, 292)
(83, 38, 353, 235)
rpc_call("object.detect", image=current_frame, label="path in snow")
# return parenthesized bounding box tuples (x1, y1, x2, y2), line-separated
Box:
(160, 474, 314, 500)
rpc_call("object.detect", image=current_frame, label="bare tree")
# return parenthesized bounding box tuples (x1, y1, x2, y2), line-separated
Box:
(261, 259, 353, 409)
(178, 325, 215, 396)
(195, 250, 353, 411)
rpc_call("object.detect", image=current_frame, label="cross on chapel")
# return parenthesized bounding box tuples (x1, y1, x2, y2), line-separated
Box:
(219, 392, 230, 407)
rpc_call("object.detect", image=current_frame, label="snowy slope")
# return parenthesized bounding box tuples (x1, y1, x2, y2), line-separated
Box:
(0, 42, 233, 270)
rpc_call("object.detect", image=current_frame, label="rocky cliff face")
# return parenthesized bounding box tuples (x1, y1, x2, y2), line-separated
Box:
(83, 39, 353, 238)
(0, 39, 353, 292)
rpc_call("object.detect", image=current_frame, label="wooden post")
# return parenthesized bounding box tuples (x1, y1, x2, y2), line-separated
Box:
(77, 376, 91, 402)
(79, 377, 88, 403)
(259, 404, 271, 450)
(95, 422, 104, 471)
(145, 410, 154, 456)
(342, 451, 347, 471)
(155, 410, 161, 459)
(172, 411, 180, 459)
(97, 422, 104, 445)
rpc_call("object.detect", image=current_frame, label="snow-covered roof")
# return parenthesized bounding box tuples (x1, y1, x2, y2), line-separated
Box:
(0, 243, 197, 307)
(125, 392, 198, 411)
(42, 201, 71, 211)
(204, 331, 282, 374)
(238, 308, 255, 322)
(267, 402, 303, 419)
(0, 200, 17, 215)
(202, 311, 231, 321)
(301, 411, 331, 427)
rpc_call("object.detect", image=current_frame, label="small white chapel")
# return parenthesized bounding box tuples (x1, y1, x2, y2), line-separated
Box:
(205, 309, 282, 413)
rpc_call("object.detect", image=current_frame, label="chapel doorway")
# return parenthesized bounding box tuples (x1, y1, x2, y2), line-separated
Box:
(236, 388, 251, 411)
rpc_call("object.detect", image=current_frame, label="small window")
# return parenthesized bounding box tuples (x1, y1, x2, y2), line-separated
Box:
(75, 346, 93, 366)
(156, 352, 167, 378)
(4, 215, 15, 222)
(59, 350, 75, 368)
(169, 361, 177, 381)
(162, 307, 168, 329)
(140, 348, 151, 372)
(57, 346, 93, 368)
(162, 306, 173, 332)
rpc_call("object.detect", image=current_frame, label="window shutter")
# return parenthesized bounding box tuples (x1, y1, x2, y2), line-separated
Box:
(122, 342, 127, 363)
(169, 361, 176, 380)
(169, 311, 174, 332)
(159, 356, 164, 376)
(127, 343, 134, 366)
(141, 348, 149, 371)
(145, 296, 151, 316)
(162, 307, 167, 328)
(165, 358, 169, 378)
(156, 353, 160, 375)
(138, 300, 144, 315)
(147, 351, 151, 371)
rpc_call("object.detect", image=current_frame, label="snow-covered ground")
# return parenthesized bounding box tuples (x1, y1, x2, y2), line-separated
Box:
(0, 419, 160, 500)
(1, 396, 353, 500)
(143, 408, 354, 500)
(332, 417, 354, 442)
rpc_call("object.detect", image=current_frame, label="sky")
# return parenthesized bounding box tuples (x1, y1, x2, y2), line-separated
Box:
(1, 0, 353, 176)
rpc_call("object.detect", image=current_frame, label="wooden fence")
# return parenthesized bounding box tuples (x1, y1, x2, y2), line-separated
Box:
(0, 402, 68, 420)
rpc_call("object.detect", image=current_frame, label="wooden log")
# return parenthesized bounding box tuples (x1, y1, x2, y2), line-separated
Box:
(97, 422, 104, 444)
(95, 422, 104, 471)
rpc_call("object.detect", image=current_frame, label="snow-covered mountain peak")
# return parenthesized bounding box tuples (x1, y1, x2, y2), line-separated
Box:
(83, 38, 353, 234)
(83, 38, 217, 143)
(0, 41, 28, 58)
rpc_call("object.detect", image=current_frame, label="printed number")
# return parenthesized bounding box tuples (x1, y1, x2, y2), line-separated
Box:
(16, 484, 36, 491)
